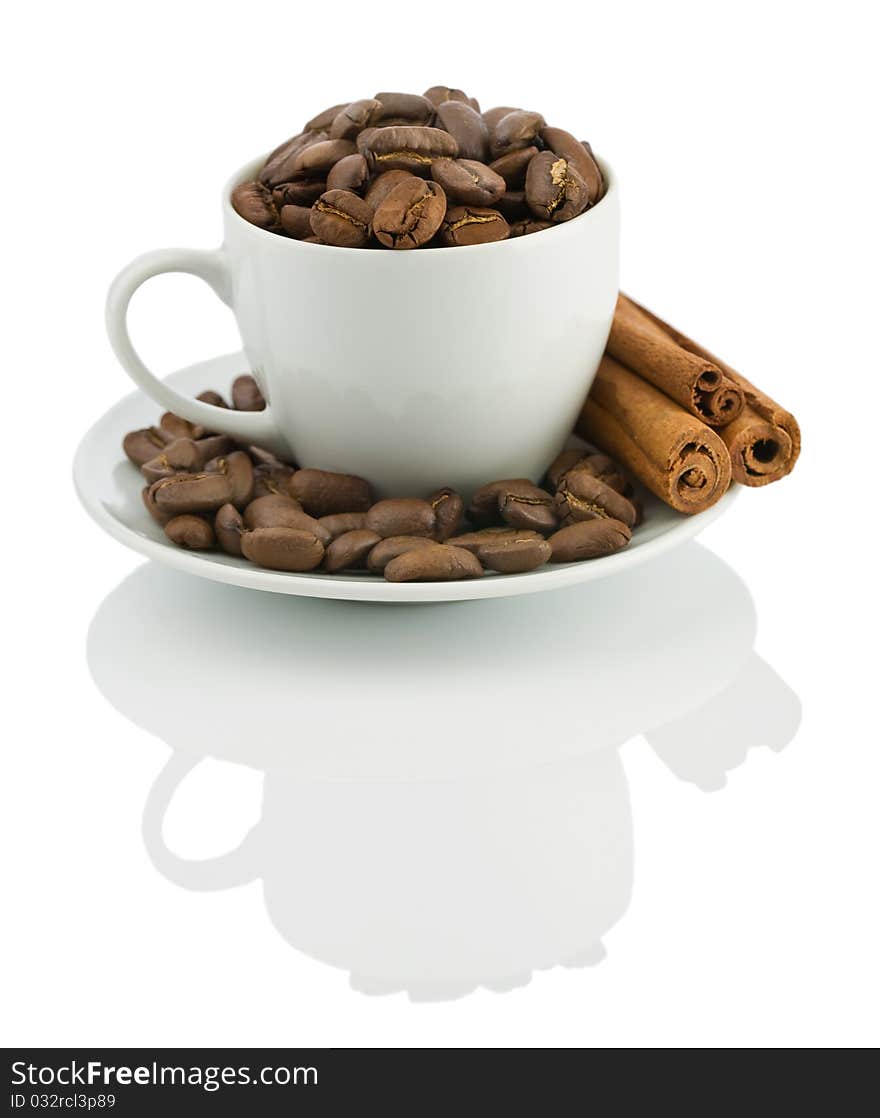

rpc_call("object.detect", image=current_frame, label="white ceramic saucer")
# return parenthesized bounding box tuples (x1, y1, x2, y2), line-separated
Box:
(74, 353, 738, 602)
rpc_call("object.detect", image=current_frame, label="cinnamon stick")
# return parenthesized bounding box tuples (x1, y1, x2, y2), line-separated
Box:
(576, 357, 732, 515)
(625, 295, 801, 487)
(607, 294, 745, 426)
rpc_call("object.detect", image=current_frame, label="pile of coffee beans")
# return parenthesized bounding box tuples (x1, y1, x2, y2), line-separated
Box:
(232, 87, 604, 249)
(123, 377, 641, 581)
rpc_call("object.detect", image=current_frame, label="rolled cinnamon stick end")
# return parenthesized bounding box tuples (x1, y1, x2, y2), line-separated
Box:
(577, 357, 732, 515)
(625, 296, 801, 486)
(608, 295, 745, 427)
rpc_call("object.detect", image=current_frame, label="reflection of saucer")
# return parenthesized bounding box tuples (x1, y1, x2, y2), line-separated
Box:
(87, 543, 801, 1000)
(74, 352, 738, 603)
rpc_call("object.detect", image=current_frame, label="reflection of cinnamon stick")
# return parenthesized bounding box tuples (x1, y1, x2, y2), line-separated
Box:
(608, 295, 745, 426)
(626, 296, 801, 487)
(577, 357, 732, 515)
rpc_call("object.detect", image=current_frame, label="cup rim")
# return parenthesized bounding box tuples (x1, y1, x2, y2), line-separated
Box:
(222, 153, 617, 257)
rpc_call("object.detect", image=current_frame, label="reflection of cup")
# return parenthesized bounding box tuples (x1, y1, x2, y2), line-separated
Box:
(87, 544, 801, 999)
(105, 158, 619, 496)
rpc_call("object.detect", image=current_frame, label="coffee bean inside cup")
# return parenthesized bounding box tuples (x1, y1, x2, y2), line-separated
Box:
(231, 87, 604, 250)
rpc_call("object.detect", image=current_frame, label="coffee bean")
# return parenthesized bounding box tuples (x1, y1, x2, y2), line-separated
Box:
(435, 101, 489, 162)
(372, 179, 446, 249)
(441, 206, 509, 247)
(141, 436, 202, 484)
(477, 534, 552, 573)
(160, 412, 203, 440)
(244, 494, 322, 536)
(150, 472, 234, 516)
(490, 110, 546, 158)
(288, 468, 372, 516)
(428, 487, 464, 540)
(548, 518, 632, 562)
(310, 189, 372, 248)
(509, 218, 553, 237)
(366, 535, 436, 573)
(555, 466, 638, 527)
(445, 527, 529, 554)
(317, 512, 367, 539)
(165, 514, 215, 551)
(204, 450, 254, 508)
(324, 529, 383, 572)
(193, 435, 234, 464)
(142, 485, 172, 525)
(423, 86, 479, 111)
(326, 153, 370, 193)
(285, 139, 357, 183)
(525, 151, 590, 222)
(305, 104, 349, 132)
(231, 374, 265, 412)
(279, 204, 314, 239)
(365, 498, 436, 538)
(273, 180, 328, 207)
(364, 170, 417, 208)
(482, 106, 520, 134)
(330, 99, 382, 140)
(430, 158, 505, 206)
(372, 92, 436, 126)
(496, 480, 558, 532)
(231, 181, 279, 229)
(467, 479, 533, 526)
(496, 191, 530, 222)
(259, 132, 317, 186)
(384, 544, 483, 582)
(197, 389, 227, 408)
(359, 126, 458, 174)
(252, 462, 295, 498)
(546, 448, 587, 489)
(215, 503, 245, 556)
(539, 126, 604, 204)
(123, 426, 172, 467)
(242, 527, 325, 571)
(489, 147, 538, 188)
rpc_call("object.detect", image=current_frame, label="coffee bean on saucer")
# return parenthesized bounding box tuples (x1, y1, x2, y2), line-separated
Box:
(555, 467, 638, 527)
(204, 450, 255, 508)
(365, 498, 436, 538)
(477, 534, 553, 573)
(193, 434, 234, 464)
(279, 204, 314, 239)
(150, 472, 234, 516)
(435, 101, 489, 162)
(231, 181, 279, 229)
(244, 494, 318, 532)
(428, 487, 464, 540)
(445, 527, 527, 554)
(326, 153, 371, 193)
(366, 535, 436, 574)
(142, 485, 172, 526)
(252, 462, 295, 498)
(215, 503, 245, 556)
(489, 147, 538, 188)
(441, 206, 509, 246)
(196, 389, 227, 408)
(467, 479, 533, 526)
(165, 515, 215, 551)
(123, 426, 172, 467)
(241, 526, 325, 572)
(372, 178, 447, 249)
(160, 412, 203, 440)
(231, 374, 265, 412)
(141, 436, 203, 483)
(490, 110, 546, 158)
(430, 158, 505, 207)
(384, 543, 483, 582)
(288, 468, 372, 516)
(548, 518, 632, 562)
(324, 529, 383, 572)
(310, 190, 373, 248)
(497, 480, 558, 532)
(525, 151, 590, 222)
(546, 448, 587, 489)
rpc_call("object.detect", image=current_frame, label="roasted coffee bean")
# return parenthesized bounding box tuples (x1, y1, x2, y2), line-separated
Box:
(284, 139, 357, 183)
(372, 92, 436, 125)
(539, 126, 604, 204)
(372, 179, 446, 249)
(142, 485, 172, 526)
(204, 450, 254, 508)
(317, 512, 367, 539)
(428, 487, 464, 540)
(305, 104, 349, 132)
(490, 110, 546, 158)
(496, 191, 530, 222)
(525, 151, 590, 222)
(330, 99, 382, 140)
(150, 471, 234, 515)
(467, 479, 533, 526)
(366, 535, 436, 573)
(141, 436, 202, 483)
(477, 534, 553, 573)
(489, 147, 538, 188)
(384, 544, 483, 582)
(165, 515, 215, 551)
(497, 480, 558, 532)
(546, 448, 587, 489)
(244, 494, 327, 540)
(259, 132, 316, 186)
(326, 153, 370, 193)
(364, 169, 416, 208)
(288, 468, 372, 516)
(273, 180, 328, 206)
(365, 498, 436, 538)
(435, 101, 489, 162)
(160, 412, 202, 440)
(548, 518, 632, 562)
(279, 204, 314, 239)
(231, 374, 265, 412)
(241, 527, 325, 571)
(215, 503, 244, 556)
(248, 445, 287, 468)
(509, 218, 553, 237)
(441, 206, 509, 247)
(629, 494, 644, 526)
(359, 126, 458, 174)
(583, 452, 617, 476)
(482, 106, 520, 133)
(310, 190, 372, 248)
(197, 389, 227, 408)
(430, 158, 505, 206)
(123, 426, 171, 467)
(252, 462, 295, 498)
(423, 86, 479, 110)
(194, 434, 234, 464)
(555, 466, 638, 527)
(445, 526, 528, 554)
(324, 529, 382, 572)
(231, 181, 279, 229)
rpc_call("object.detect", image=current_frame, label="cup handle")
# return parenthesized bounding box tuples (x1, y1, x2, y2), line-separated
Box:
(106, 247, 289, 457)
(142, 753, 261, 892)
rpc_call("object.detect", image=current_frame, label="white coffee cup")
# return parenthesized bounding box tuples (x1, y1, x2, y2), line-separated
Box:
(106, 156, 619, 496)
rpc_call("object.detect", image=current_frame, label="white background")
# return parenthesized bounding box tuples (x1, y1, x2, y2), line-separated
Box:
(3, 0, 878, 1048)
